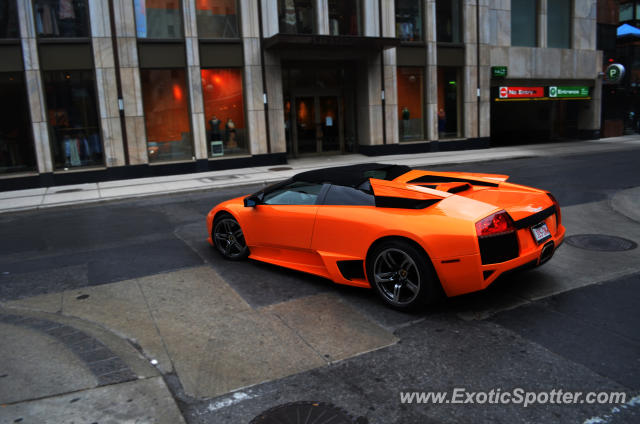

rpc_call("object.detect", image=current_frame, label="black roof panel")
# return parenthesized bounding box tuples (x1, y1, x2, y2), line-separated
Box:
(292, 163, 412, 187)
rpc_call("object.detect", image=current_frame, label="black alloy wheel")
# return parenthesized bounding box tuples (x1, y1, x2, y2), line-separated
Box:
(212, 214, 249, 260)
(367, 239, 441, 311)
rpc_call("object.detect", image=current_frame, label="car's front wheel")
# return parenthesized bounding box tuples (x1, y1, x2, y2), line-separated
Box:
(212, 214, 249, 260)
(366, 240, 441, 311)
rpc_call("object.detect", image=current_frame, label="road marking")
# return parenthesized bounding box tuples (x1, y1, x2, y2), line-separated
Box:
(582, 394, 640, 424)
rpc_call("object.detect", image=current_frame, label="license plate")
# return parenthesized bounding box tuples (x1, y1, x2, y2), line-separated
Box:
(531, 222, 551, 244)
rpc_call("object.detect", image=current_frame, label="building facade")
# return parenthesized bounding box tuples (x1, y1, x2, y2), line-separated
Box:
(0, 0, 603, 190)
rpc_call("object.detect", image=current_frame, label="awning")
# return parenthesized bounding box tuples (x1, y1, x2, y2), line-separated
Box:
(264, 34, 401, 52)
(617, 23, 640, 38)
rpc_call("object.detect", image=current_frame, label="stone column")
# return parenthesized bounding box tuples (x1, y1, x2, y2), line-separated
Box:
(573, 0, 597, 50)
(112, 0, 147, 165)
(462, 0, 478, 139)
(315, 0, 329, 34)
(89, 0, 126, 167)
(357, 55, 384, 147)
(17, 0, 53, 173)
(240, 0, 268, 155)
(425, 0, 437, 141)
(380, 0, 398, 144)
(183, 0, 207, 160)
(538, 0, 547, 48)
(478, 0, 491, 138)
(362, 0, 380, 37)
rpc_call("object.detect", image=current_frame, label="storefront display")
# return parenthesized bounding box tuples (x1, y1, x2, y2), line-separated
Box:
(0, 73, 36, 174)
(43, 70, 103, 169)
(278, 0, 313, 34)
(397, 67, 424, 142)
(395, 0, 422, 42)
(141, 68, 193, 162)
(201, 68, 247, 157)
(196, 0, 238, 38)
(33, 0, 89, 38)
(135, 0, 183, 39)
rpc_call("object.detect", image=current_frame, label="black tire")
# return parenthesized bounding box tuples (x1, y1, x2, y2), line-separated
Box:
(212, 213, 249, 260)
(366, 239, 441, 311)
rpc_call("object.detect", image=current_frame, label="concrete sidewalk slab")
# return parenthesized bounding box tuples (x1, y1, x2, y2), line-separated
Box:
(0, 322, 96, 404)
(611, 186, 640, 223)
(1, 136, 639, 213)
(0, 376, 186, 424)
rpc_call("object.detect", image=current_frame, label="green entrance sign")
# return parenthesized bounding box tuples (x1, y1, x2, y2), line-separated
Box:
(548, 86, 590, 98)
(492, 66, 508, 78)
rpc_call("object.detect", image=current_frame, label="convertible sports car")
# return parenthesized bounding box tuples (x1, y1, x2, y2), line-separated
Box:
(206, 163, 565, 310)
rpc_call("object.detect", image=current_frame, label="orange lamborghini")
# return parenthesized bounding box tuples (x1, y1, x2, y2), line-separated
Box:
(206, 163, 565, 310)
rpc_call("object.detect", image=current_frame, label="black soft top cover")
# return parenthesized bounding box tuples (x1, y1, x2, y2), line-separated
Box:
(292, 163, 411, 187)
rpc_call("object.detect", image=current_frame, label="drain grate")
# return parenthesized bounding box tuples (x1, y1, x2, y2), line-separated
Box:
(268, 167, 293, 171)
(565, 234, 638, 252)
(54, 188, 83, 194)
(250, 401, 357, 424)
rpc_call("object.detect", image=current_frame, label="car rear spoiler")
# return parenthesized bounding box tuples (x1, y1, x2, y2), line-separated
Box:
(369, 178, 449, 209)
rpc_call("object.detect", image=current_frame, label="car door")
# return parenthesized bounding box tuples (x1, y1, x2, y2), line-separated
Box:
(243, 180, 326, 251)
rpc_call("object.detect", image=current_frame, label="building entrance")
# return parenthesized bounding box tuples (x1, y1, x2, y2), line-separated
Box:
(292, 94, 342, 155)
(283, 63, 357, 157)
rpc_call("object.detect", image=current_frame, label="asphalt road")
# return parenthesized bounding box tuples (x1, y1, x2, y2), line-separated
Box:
(1, 147, 639, 423)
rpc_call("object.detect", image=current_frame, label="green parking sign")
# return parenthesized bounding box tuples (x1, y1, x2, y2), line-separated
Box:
(604, 64, 625, 84)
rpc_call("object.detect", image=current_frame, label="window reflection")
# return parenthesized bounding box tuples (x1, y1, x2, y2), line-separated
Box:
(135, 0, 183, 39)
(0, 73, 36, 174)
(511, 0, 537, 47)
(201, 68, 247, 157)
(278, 0, 313, 34)
(328, 0, 361, 36)
(436, 0, 461, 43)
(141, 69, 193, 162)
(548, 0, 570, 48)
(397, 67, 424, 142)
(33, 0, 89, 38)
(396, 0, 422, 42)
(196, 0, 238, 38)
(43, 70, 103, 169)
(437, 67, 460, 139)
(0, 0, 19, 38)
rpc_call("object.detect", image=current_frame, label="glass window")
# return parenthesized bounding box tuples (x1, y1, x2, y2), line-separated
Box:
(201, 68, 247, 157)
(328, 0, 361, 36)
(511, 0, 537, 47)
(548, 0, 571, 48)
(436, 0, 461, 43)
(43, 70, 103, 169)
(278, 0, 313, 34)
(397, 67, 424, 142)
(263, 181, 323, 205)
(141, 69, 193, 162)
(135, 0, 183, 39)
(437, 67, 460, 139)
(324, 185, 374, 206)
(619, 3, 633, 21)
(395, 0, 422, 42)
(33, 0, 89, 38)
(0, 73, 37, 174)
(196, 0, 238, 38)
(0, 0, 19, 38)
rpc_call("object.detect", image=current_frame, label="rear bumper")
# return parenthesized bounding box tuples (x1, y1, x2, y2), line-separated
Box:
(436, 224, 565, 297)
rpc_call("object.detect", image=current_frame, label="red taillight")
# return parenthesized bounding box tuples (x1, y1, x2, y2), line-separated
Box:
(547, 193, 561, 226)
(475, 211, 515, 238)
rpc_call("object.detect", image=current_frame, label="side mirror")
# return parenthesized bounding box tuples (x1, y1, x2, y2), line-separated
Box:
(244, 195, 260, 207)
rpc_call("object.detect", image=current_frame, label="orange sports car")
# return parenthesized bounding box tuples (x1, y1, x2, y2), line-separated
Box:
(206, 163, 565, 310)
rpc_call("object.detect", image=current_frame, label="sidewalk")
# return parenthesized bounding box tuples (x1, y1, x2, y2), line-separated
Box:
(1, 135, 639, 214)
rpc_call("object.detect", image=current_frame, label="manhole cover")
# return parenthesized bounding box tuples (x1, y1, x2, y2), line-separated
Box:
(54, 188, 83, 194)
(250, 402, 356, 424)
(268, 167, 293, 171)
(565, 234, 637, 252)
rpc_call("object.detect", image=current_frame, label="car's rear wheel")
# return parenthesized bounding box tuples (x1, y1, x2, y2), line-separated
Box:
(366, 240, 440, 311)
(212, 214, 249, 260)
